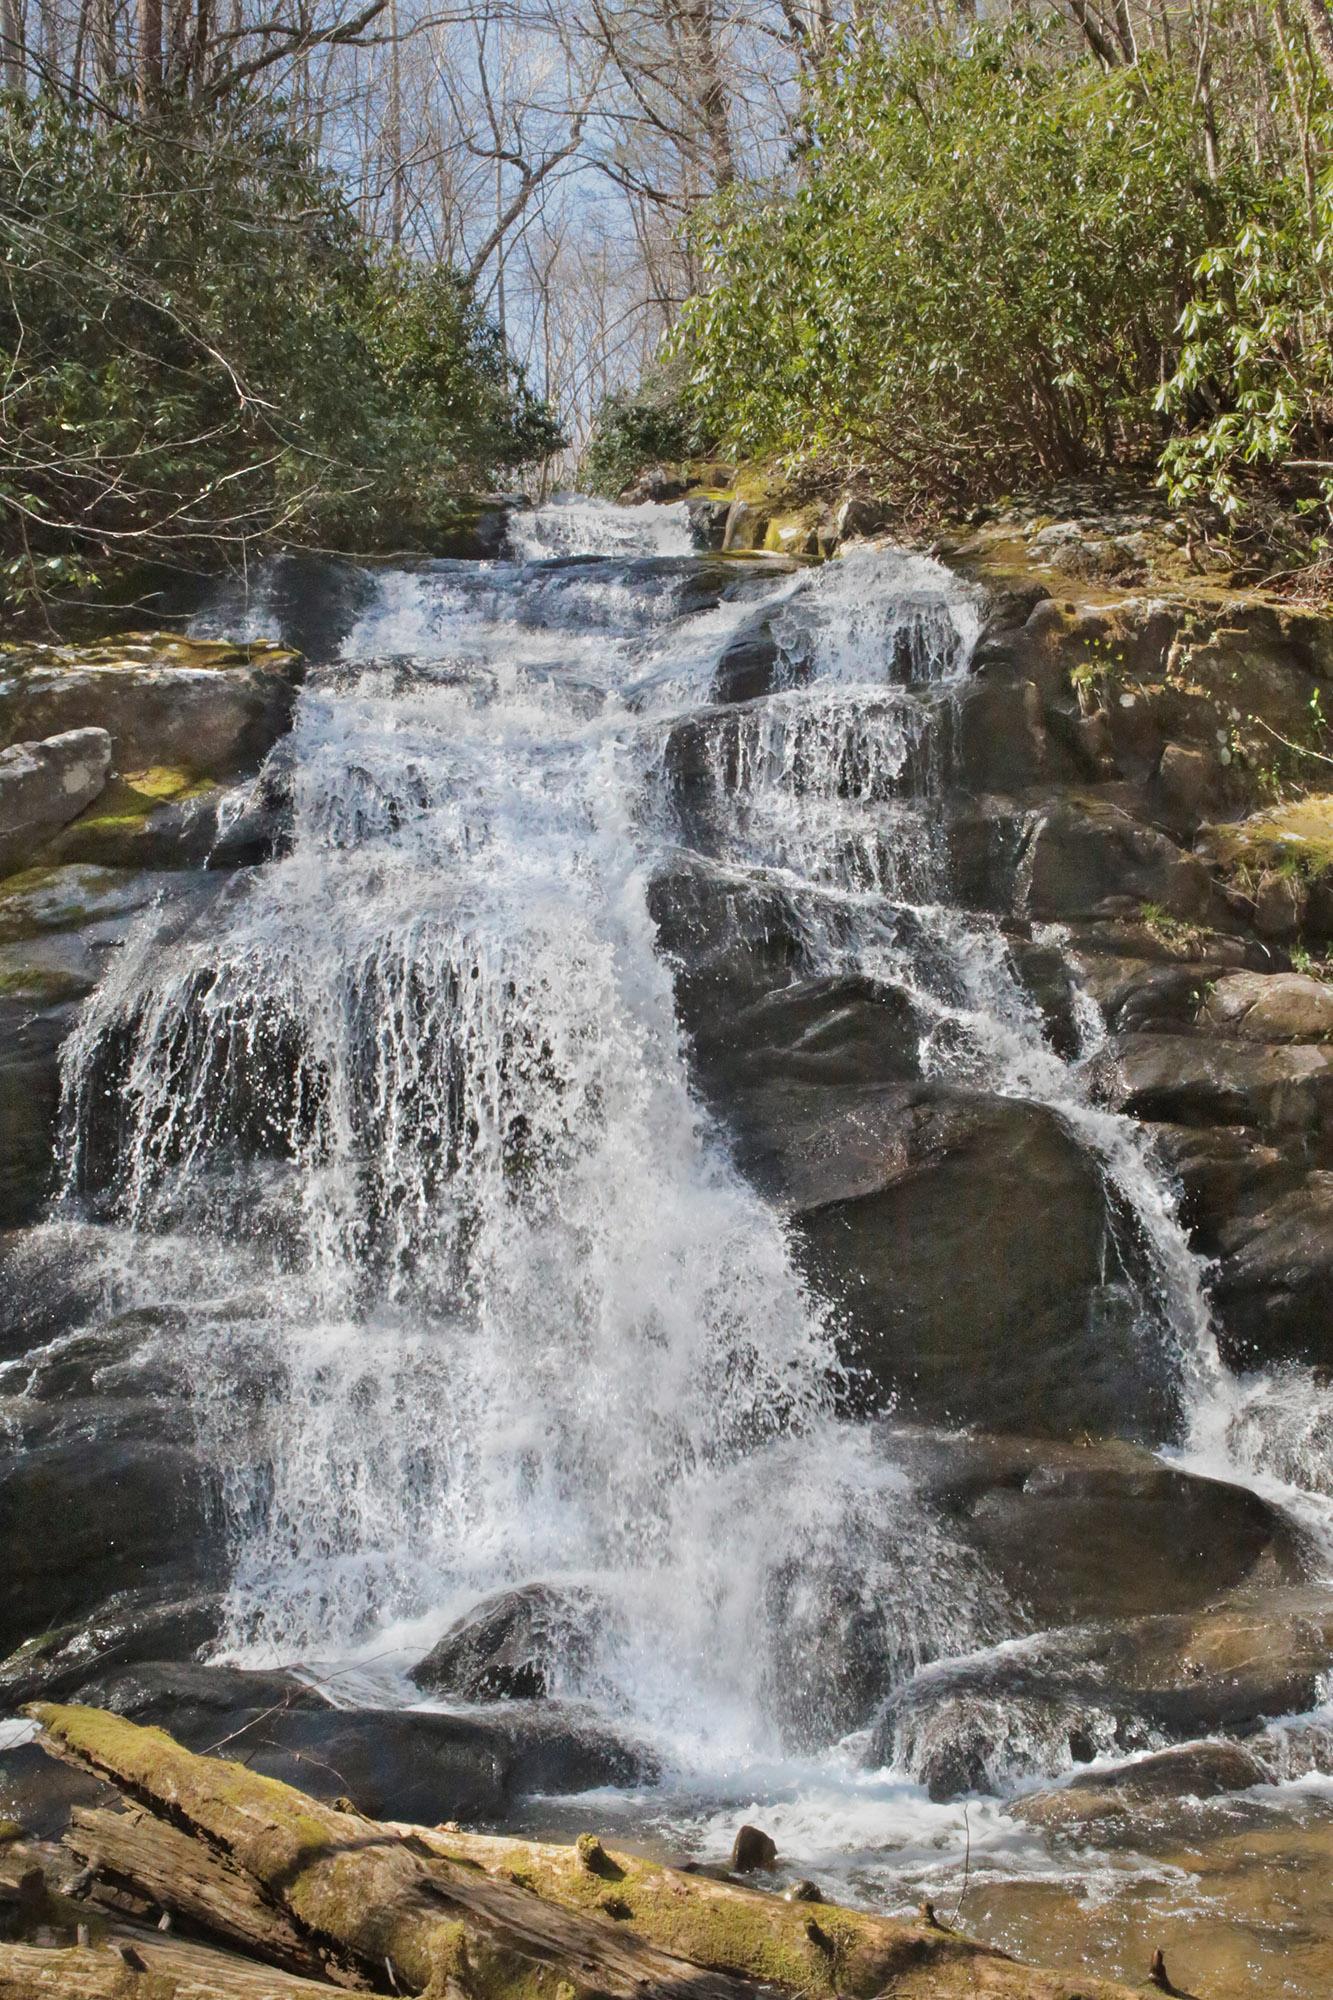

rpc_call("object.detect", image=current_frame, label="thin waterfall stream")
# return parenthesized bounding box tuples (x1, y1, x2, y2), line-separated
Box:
(13, 496, 1333, 1979)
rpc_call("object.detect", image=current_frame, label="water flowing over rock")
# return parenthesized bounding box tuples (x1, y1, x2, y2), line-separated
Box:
(4, 496, 1333, 1988)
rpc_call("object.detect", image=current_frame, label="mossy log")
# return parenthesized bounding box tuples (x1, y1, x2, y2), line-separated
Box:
(0, 1931, 348, 1997)
(27, 1703, 1144, 2000)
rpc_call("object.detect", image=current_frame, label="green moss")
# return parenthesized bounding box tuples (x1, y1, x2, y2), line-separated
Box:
(424, 1833, 965, 2000)
(1207, 793, 1333, 881)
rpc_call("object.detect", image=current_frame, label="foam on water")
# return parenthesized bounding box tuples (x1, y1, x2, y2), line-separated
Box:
(508, 493, 694, 560)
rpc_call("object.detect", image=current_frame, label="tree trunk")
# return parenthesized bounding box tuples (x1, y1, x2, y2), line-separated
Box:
(137, 0, 163, 105)
(1298, 0, 1333, 84)
(0, 0, 24, 92)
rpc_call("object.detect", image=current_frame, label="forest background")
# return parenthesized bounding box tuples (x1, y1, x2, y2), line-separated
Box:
(6, 0, 1333, 612)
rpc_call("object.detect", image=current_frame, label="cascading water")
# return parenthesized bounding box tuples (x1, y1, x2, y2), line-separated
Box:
(45, 499, 1333, 1856)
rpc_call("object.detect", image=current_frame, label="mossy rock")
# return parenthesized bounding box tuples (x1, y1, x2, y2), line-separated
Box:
(763, 509, 822, 558)
(38, 767, 219, 870)
(0, 634, 298, 677)
(1204, 793, 1333, 881)
(0, 864, 167, 945)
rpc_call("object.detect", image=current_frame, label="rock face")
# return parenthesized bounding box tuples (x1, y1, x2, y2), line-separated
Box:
(0, 868, 229, 1226)
(883, 1428, 1306, 1628)
(0, 634, 303, 782)
(0, 1237, 226, 1656)
(0, 728, 111, 875)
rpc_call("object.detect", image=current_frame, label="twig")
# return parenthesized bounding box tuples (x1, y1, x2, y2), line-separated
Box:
(949, 1803, 971, 1928)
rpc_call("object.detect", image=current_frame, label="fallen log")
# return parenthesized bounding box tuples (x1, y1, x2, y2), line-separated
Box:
(65, 1807, 333, 1984)
(27, 1702, 1147, 2000)
(0, 1930, 355, 1998)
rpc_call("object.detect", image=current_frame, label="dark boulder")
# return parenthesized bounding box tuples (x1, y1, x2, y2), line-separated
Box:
(0, 1267, 225, 1654)
(0, 992, 77, 1228)
(953, 676, 1050, 792)
(0, 1426, 224, 1658)
(883, 1428, 1307, 1628)
(1018, 798, 1220, 924)
(408, 1583, 609, 1700)
(76, 1663, 658, 1821)
(709, 618, 787, 705)
(1208, 1173, 1333, 1368)
(0, 1591, 221, 1709)
(0, 1741, 118, 1842)
(1108, 1032, 1333, 1143)
(767, 1083, 1173, 1439)
(730, 1825, 777, 1872)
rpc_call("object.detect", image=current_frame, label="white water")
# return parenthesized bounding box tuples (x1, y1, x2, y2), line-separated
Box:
(42, 500, 1333, 1853)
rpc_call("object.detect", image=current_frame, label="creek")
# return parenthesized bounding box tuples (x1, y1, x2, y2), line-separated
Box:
(10, 497, 1333, 1994)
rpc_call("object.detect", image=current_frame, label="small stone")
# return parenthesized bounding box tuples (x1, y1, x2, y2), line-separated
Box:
(783, 1879, 823, 1903)
(730, 1823, 778, 1872)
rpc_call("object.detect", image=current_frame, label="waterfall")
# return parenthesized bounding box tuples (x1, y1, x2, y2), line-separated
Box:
(50, 500, 1333, 1798)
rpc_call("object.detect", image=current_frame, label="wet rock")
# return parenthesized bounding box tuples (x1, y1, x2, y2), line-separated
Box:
(1109, 1032, 1333, 1141)
(0, 1279, 224, 1654)
(1018, 798, 1219, 924)
(0, 730, 112, 878)
(884, 1428, 1306, 1626)
(1153, 1122, 1307, 1243)
(1207, 1173, 1333, 1367)
(0, 635, 304, 780)
(0, 1593, 221, 1710)
(0, 1743, 118, 1843)
(687, 497, 731, 551)
(871, 1592, 1333, 1798)
(768, 1084, 1173, 1439)
(1200, 971, 1333, 1043)
(78, 1664, 658, 1820)
(649, 855, 807, 1037)
(1070, 953, 1226, 1035)
(730, 1824, 777, 1872)
(0, 1427, 223, 1659)
(709, 618, 786, 705)
(75, 1661, 330, 1724)
(0, 992, 76, 1228)
(408, 1583, 608, 1700)
(0, 869, 229, 1226)
(168, 553, 374, 665)
(652, 879, 1182, 1439)
(722, 498, 769, 552)
(1014, 1741, 1272, 1828)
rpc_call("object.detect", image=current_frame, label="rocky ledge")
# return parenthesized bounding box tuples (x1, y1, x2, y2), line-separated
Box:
(0, 633, 304, 1229)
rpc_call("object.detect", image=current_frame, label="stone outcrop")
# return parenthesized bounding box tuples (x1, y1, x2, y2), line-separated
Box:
(0, 634, 303, 782)
(872, 1591, 1333, 1798)
(0, 730, 111, 877)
